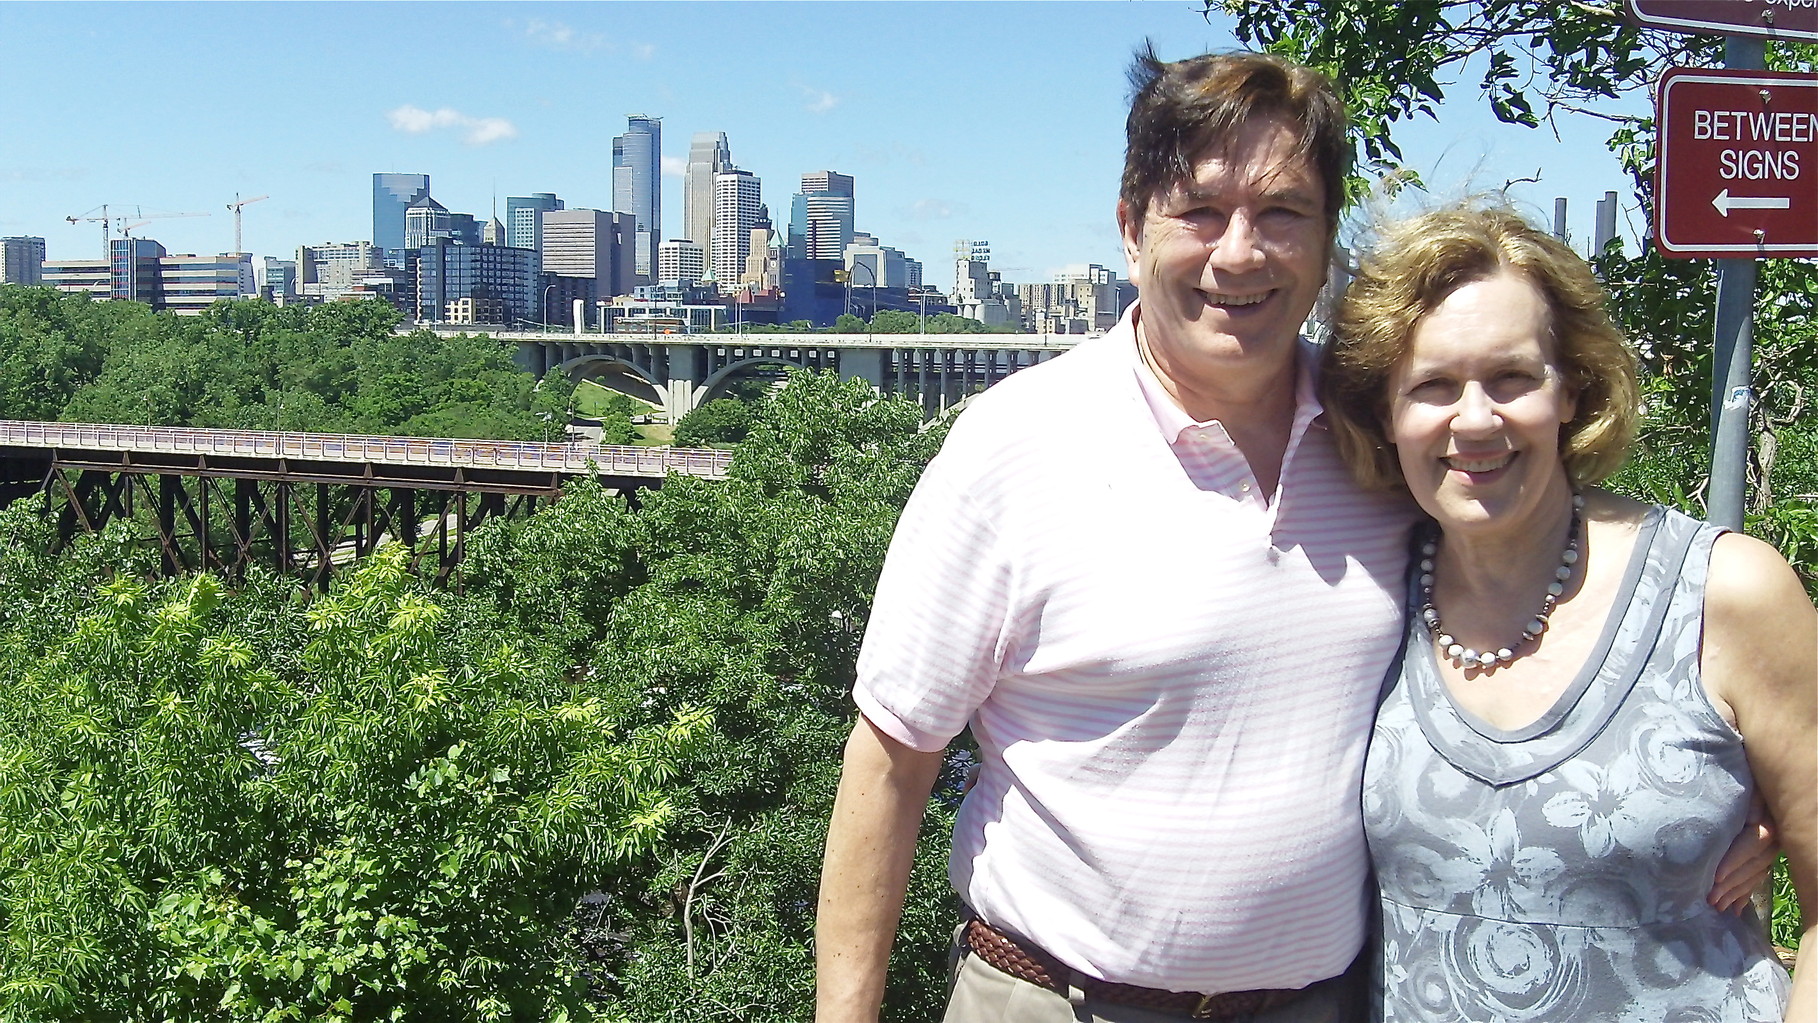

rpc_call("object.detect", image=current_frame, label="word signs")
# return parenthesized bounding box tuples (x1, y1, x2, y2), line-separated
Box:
(1655, 68, 1818, 258)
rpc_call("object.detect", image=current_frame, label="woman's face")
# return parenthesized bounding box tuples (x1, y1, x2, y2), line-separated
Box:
(1386, 270, 1579, 539)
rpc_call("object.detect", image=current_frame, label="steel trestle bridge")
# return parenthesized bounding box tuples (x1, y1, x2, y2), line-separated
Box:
(0, 420, 730, 587)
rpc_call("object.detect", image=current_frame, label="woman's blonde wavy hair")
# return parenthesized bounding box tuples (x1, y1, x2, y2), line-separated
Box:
(1318, 201, 1640, 492)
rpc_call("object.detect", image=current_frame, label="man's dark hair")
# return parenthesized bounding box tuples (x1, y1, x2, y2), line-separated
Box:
(1122, 45, 1349, 240)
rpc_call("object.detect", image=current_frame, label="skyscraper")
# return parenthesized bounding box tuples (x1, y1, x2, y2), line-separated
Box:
(788, 171, 855, 261)
(541, 209, 636, 300)
(403, 196, 453, 249)
(712, 168, 762, 287)
(683, 132, 730, 266)
(0, 236, 46, 285)
(657, 239, 706, 286)
(505, 192, 563, 255)
(372, 173, 431, 252)
(414, 241, 537, 325)
(612, 115, 661, 284)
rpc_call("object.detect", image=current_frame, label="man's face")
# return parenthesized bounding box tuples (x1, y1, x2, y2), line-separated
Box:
(1118, 117, 1330, 389)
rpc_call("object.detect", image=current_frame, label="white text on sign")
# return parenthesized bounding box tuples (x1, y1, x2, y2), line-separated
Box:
(1693, 109, 1818, 181)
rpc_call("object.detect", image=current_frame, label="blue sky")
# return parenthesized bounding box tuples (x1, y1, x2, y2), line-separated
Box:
(0, 2, 1647, 285)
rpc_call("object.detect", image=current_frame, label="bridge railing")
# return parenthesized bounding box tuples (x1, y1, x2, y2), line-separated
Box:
(0, 421, 732, 480)
(420, 325, 1088, 352)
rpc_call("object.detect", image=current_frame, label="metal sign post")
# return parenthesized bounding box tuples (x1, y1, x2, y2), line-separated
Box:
(1633, 0, 1818, 532)
(1707, 38, 1766, 533)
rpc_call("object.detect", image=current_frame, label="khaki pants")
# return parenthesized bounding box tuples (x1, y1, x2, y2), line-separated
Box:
(942, 936, 1367, 1023)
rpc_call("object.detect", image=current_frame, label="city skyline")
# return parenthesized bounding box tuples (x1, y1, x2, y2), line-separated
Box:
(1, 2, 1647, 285)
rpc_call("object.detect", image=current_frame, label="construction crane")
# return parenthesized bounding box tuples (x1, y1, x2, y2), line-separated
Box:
(65, 205, 211, 257)
(226, 194, 269, 255)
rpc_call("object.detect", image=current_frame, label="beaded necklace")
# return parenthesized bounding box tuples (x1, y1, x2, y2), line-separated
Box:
(1418, 492, 1585, 671)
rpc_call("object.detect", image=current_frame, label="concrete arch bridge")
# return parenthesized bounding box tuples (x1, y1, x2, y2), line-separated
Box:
(432, 329, 1084, 421)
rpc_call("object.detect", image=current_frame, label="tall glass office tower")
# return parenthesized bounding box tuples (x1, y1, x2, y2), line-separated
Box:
(372, 173, 430, 253)
(505, 192, 564, 258)
(788, 171, 855, 261)
(684, 132, 731, 267)
(612, 116, 661, 284)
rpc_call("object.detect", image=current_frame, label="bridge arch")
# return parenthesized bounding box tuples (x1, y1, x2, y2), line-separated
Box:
(695, 356, 816, 406)
(556, 354, 664, 406)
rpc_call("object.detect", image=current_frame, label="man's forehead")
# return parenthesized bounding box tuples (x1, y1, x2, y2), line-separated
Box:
(1191, 149, 1318, 189)
(1155, 126, 1323, 205)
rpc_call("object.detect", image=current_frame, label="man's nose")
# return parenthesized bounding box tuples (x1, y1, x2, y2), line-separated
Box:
(1207, 211, 1266, 272)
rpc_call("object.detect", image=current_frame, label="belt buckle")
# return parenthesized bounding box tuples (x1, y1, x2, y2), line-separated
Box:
(1192, 994, 1221, 1019)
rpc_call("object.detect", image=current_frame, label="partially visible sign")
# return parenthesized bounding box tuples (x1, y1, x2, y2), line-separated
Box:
(1626, 0, 1818, 42)
(1655, 68, 1818, 258)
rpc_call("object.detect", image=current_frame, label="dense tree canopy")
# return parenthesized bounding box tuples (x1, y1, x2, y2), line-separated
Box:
(0, 287, 569, 440)
(0, 369, 961, 1021)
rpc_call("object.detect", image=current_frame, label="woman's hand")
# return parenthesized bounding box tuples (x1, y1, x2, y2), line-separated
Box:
(1707, 792, 1777, 915)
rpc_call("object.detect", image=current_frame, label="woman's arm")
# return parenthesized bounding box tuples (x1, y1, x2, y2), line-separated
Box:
(1704, 532, 1816, 1023)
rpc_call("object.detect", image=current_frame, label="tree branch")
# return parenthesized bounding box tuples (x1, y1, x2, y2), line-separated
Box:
(1546, 99, 1648, 126)
(1502, 169, 1544, 191)
(683, 818, 735, 978)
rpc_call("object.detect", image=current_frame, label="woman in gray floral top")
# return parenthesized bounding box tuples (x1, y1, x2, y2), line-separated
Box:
(1320, 202, 1813, 1022)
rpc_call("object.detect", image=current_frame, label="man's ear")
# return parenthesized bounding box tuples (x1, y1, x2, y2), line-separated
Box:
(1117, 199, 1144, 289)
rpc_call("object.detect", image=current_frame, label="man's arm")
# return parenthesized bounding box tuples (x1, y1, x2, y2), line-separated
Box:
(816, 715, 947, 1023)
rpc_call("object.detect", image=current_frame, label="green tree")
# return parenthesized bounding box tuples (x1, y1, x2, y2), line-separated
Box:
(869, 309, 920, 333)
(0, 286, 121, 420)
(833, 313, 867, 333)
(451, 371, 958, 1022)
(0, 546, 711, 1021)
(673, 397, 757, 447)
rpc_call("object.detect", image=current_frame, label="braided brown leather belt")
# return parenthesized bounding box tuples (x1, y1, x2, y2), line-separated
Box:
(962, 917, 1306, 1020)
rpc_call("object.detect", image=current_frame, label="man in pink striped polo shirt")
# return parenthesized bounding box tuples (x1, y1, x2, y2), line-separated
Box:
(816, 48, 1414, 1023)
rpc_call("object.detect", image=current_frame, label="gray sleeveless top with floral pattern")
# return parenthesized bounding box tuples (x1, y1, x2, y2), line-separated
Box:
(1364, 506, 1791, 1022)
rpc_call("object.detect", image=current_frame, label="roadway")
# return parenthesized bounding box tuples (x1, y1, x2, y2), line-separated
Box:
(417, 325, 1088, 352)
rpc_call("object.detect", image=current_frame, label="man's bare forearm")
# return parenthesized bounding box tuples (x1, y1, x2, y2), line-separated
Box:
(816, 716, 946, 1023)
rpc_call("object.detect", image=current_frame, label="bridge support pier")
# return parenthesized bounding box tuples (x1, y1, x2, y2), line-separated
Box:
(662, 378, 699, 423)
(840, 349, 887, 393)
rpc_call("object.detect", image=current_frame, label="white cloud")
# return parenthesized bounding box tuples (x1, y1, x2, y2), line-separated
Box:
(0, 166, 88, 182)
(903, 198, 965, 221)
(660, 155, 688, 177)
(799, 86, 839, 114)
(522, 18, 606, 52)
(507, 17, 649, 57)
(387, 105, 519, 146)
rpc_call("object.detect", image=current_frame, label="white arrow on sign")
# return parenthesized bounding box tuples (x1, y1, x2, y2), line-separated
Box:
(1712, 188, 1791, 217)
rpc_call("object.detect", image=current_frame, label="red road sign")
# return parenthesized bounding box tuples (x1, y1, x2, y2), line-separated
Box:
(1655, 68, 1818, 258)
(1626, 0, 1818, 42)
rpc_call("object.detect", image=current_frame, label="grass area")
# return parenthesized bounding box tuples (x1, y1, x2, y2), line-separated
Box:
(572, 379, 674, 446)
(572, 379, 658, 418)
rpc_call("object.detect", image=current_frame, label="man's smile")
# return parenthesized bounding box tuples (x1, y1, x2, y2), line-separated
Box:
(1197, 288, 1273, 309)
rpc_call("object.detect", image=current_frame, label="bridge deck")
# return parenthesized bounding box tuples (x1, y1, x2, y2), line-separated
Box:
(0, 421, 731, 481)
(427, 326, 1087, 352)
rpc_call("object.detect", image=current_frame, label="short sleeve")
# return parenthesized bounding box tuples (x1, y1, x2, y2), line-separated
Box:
(853, 447, 1015, 753)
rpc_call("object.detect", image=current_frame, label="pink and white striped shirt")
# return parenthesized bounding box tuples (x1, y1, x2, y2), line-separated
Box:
(854, 306, 1417, 993)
